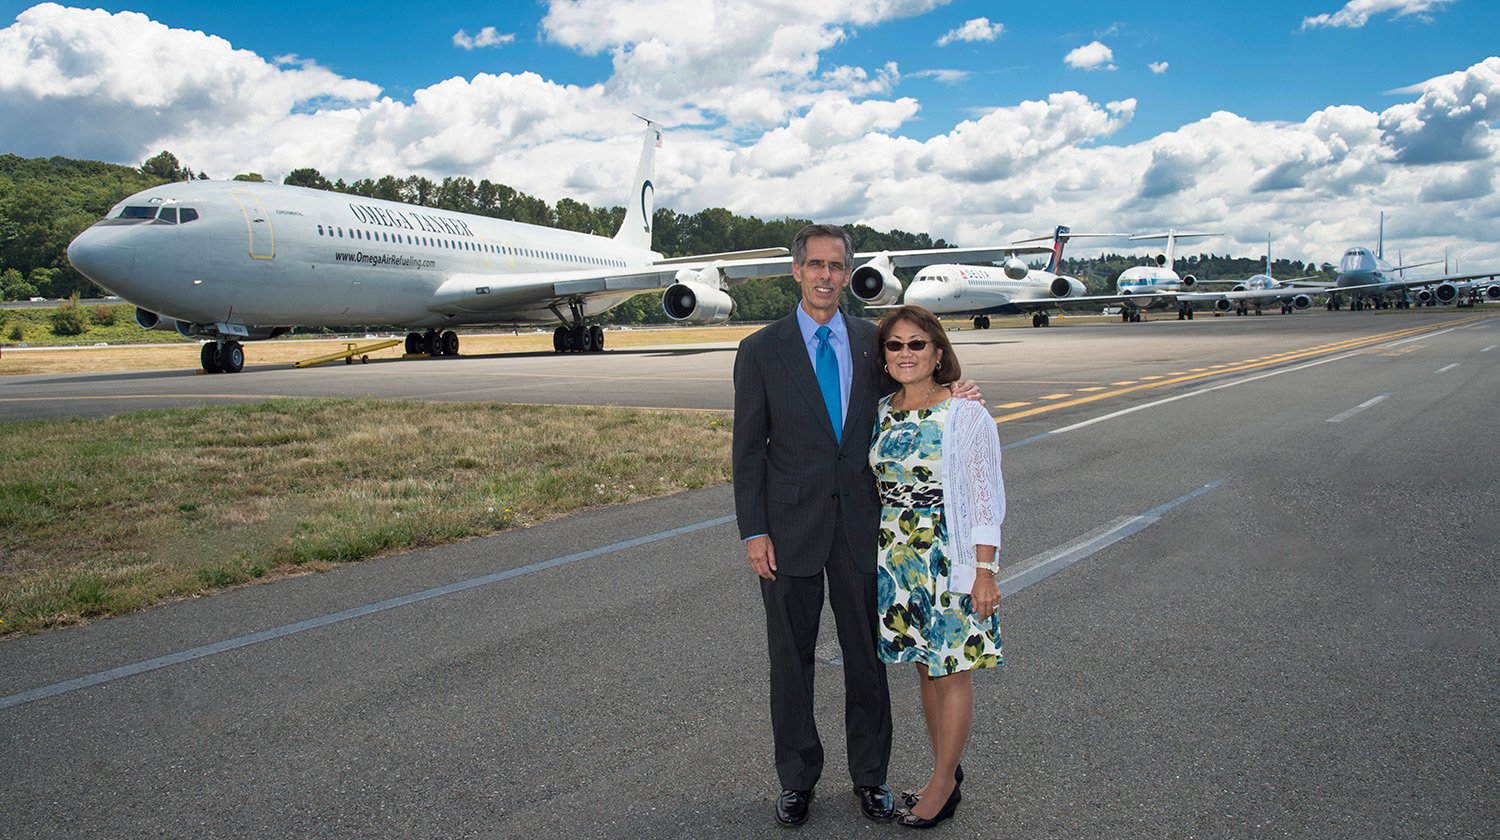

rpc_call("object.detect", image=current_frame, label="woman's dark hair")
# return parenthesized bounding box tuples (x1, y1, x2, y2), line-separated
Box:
(876, 305, 961, 385)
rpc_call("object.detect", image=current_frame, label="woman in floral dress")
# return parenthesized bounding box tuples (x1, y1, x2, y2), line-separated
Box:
(869, 305, 1006, 829)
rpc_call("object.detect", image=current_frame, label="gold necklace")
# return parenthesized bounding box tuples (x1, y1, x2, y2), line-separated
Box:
(898, 381, 939, 411)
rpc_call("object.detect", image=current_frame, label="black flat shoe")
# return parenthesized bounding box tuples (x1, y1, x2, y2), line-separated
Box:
(775, 788, 813, 826)
(854, 784, 895, 820)
(898, 764, 963, 808)
(896, 784, 961, 829)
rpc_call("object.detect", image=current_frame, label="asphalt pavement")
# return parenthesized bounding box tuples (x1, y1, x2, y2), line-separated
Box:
(2, 308, 1497, 839)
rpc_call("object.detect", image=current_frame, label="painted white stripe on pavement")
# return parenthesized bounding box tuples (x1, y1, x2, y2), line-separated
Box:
(1327, 393, 1392, 423)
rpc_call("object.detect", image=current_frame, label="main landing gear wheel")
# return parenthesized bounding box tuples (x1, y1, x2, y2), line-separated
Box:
(441, 330, 459, 356)
(201, 341, 244, 373)
(589, 325, 604, 350)
(1031, 313, 1050, 327)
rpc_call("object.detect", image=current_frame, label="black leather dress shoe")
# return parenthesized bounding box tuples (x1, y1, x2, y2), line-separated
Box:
(855, 784, 896, 821)
(775, 789, 813, 826)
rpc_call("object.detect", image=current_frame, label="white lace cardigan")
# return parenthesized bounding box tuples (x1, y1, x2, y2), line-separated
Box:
(938, 398, 1007, 594)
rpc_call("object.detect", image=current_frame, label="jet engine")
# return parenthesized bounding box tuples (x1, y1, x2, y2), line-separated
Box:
(1289, 294, 1313, 310)
(1485, 285, 1500, 301)
(1002, 257, 1029, 281)
(135, 308, 178, 331)
(662, 279, 736, 325)
(1214, 299, 1234, 312)
(1179, 274, 1198, 290)
(1416, 288, 1435, 305)
(1434, 282, 1459, 303)
(175, 319, 204, 338)
(849, 255, 903, 306)
(1048, 277, 1087, 298)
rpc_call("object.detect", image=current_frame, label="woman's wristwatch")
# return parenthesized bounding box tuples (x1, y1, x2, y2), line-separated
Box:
(976, 561, 999, 574)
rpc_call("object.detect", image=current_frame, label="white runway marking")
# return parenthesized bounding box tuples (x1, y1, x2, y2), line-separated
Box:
(1437, 363, 1461, 373)
(1, 514, 735, 711)
(996, 482, 1222, 597)
(1326, 393, 1393, 423)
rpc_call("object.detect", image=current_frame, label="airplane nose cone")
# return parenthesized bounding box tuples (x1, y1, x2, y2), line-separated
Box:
(903, 283, 942, 308)
(67, 228, 136, 291)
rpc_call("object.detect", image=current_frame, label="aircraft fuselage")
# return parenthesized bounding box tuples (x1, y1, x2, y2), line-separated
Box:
(67, 180, 658, 334)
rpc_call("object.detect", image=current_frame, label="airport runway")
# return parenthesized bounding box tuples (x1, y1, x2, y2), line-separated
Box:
(2, 308, 1498, 838)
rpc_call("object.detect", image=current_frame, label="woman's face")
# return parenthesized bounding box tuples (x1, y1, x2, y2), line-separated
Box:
(883, 319, 940, 386)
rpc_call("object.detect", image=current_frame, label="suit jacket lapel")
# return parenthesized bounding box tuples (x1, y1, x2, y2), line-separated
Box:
(776, 312, 840, 444)
(844, 316, 874, 442)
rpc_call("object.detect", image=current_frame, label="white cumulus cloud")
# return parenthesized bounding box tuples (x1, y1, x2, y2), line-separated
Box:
(453, 27, 516, 50)
(1149, 61, 1169, 74)
(1, 4, 1498, 266)
(936, 17, 1004, 47)
(1065, 41, 1116, 71)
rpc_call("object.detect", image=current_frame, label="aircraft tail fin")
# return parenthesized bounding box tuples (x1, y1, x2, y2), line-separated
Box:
(614, 117, 660, 252)
(1046, 225, 1069, 273)
(1011, 226, 1125, 274)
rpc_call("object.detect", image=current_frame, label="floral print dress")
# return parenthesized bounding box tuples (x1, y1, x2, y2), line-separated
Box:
(871, 397, 1003, 676)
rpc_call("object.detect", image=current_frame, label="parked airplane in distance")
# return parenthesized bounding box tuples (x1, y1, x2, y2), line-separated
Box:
(1318, 214, 1500, 311)
(1180, 240, 1325, 315)
(1112, 230, 1221, 322)
(67, 119, 1020, 372)
(898, 225, 1120, 327)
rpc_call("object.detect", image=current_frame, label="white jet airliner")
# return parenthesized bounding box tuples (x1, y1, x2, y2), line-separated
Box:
(67, 119, 1020, 372)
(1317, 215, 1500, 311)
(1179, 240, 1325, 315)
(899, 226, 1123, 328)
(1111, 230, 1221, 322)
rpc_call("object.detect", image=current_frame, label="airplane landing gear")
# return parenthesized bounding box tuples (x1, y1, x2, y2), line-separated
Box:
(201, 340, 244, 373)
(405, 330, 460, 357)
(973, 315, 992, 329)
(552, 299, 605, 353)
(1030, 313, 1049, 327)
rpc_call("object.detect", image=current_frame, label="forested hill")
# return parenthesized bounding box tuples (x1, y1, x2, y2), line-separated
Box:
(1, 149, 1333, 321)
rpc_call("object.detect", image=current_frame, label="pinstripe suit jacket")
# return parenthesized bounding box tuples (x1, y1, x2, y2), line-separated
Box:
(733, 310, 888, 576)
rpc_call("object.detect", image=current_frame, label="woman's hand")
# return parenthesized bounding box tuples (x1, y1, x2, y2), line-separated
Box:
(971, 571, 1001, 620)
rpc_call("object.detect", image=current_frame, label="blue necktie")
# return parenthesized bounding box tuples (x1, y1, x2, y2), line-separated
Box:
(814, 325, 842, 443)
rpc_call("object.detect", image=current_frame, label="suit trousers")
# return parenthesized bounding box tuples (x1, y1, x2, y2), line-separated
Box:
(759, 507, 892, 791)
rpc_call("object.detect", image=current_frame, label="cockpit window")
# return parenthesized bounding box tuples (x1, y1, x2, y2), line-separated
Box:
(159, 207, 179, 224)
(120, 206, 158, 220)
(180, 208, 198, 223)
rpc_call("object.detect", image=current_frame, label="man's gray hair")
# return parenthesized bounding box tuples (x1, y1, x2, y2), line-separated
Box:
(791, 224, 854, 269)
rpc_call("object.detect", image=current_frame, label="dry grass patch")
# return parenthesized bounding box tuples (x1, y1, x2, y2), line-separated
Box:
(0, 399, 732, 636)
(0, 325, 759, 376)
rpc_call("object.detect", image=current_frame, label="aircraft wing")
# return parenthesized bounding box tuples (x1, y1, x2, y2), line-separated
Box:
(1178, 287, 1326, 305)
(867, 245, 1054, 268)
(426, 243, 1060, 316)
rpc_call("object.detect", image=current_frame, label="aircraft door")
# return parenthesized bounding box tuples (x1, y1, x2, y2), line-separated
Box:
(230, 191, 275, 260)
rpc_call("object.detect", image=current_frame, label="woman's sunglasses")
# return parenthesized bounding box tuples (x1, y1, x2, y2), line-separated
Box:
(882, 339, 930, 352)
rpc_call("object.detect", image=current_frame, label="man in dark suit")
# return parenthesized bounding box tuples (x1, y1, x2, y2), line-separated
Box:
(732, 223, 896, 826)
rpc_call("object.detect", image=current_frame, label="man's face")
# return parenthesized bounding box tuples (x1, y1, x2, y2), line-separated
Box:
(793, 235, 850, 318)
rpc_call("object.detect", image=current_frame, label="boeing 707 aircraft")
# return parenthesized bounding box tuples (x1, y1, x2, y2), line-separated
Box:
(67, 119, 1019, 372)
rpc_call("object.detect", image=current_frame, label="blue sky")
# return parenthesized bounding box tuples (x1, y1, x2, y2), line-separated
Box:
(2, 0, 1498, 264)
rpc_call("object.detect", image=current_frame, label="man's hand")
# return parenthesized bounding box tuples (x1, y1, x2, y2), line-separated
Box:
(950, 379, 986, 406)
(746, 534, 778, 580)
